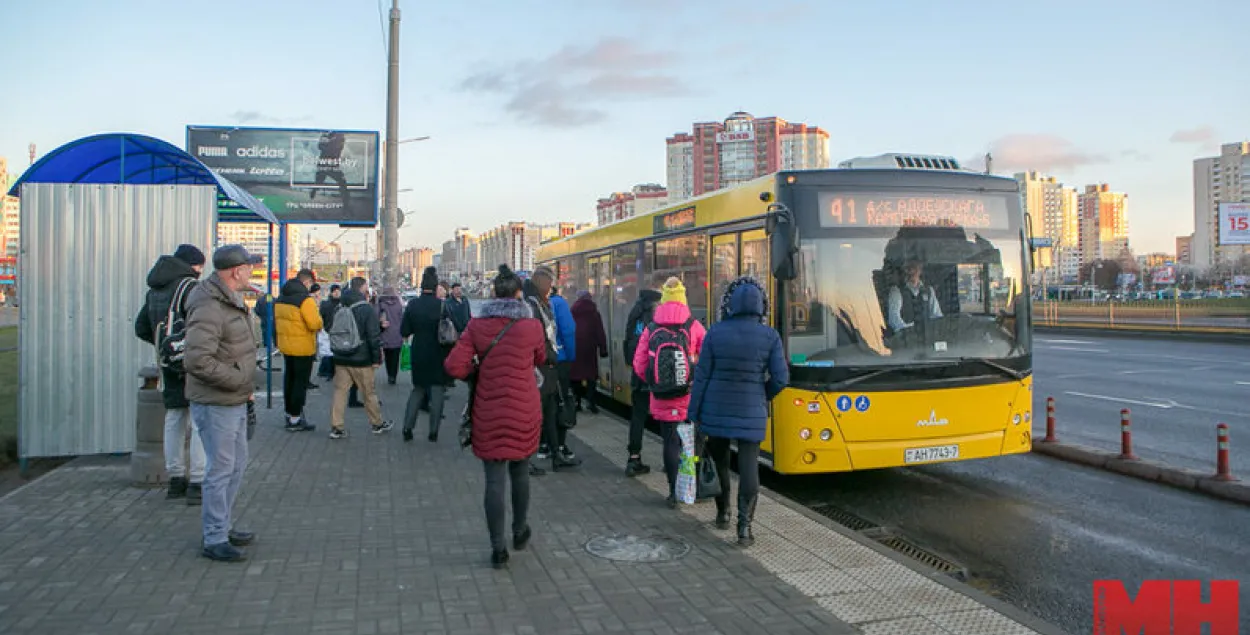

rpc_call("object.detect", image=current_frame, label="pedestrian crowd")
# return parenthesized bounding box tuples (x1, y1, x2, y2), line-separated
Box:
(136, 246, 786, 566)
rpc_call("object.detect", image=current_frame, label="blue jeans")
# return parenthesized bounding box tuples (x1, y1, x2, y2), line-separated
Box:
(192, 402, 248, 546)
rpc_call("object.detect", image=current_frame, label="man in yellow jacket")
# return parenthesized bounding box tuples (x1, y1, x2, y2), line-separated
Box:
(275, 268, 322, 432)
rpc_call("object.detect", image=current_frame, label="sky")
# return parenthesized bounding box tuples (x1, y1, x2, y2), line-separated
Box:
(3, 0, 1246, 257)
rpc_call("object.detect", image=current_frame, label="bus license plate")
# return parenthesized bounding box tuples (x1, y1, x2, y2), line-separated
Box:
(904, 444, 959, 464)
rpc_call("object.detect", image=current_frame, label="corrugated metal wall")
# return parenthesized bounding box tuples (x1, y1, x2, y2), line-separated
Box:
(19, 183, 217, 459)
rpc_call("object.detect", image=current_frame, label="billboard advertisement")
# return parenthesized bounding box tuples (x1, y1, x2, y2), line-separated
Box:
(1218, 202, 1250, 245)
(1151, 265, 1175, 285)
(186, 126, 380, 225)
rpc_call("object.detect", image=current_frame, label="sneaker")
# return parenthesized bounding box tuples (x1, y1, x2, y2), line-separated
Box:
(513, 526, 532, 551)
(491, 549, 509, 570)
(202, 542, 246, 562)
(402, 428, 413, 443)
(329, 428, 347, 440)
(558, 445, 577, 462)
(185, 483, 202, 506)
(372, 420, 394, 435)
(536, 444, 550, 460)
(166, 476, 188, 499)
(625, 457, 651, 478)
(228, 529, 256, 547)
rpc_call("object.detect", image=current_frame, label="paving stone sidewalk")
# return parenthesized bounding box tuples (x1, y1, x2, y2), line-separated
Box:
(0, 370, 1060, 635)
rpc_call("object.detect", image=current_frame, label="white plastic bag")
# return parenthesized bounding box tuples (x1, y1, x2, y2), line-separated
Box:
(675, 423, 697, 505)
(317, 330, 332, 358)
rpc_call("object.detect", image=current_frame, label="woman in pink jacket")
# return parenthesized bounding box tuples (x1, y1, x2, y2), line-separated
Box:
(632, 277, 706, 507)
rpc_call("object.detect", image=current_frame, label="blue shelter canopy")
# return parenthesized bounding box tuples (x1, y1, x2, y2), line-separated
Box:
(7, 133, 280, 224)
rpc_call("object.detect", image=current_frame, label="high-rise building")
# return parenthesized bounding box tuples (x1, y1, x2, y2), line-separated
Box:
(306, 239, 343, 266)
(1192, 142, 1250, 269)
(1078, 184, 1129, 267)
(665, 112, 830, 202)
(596, 184, 668, 226)
(217, 223, 302, 275)
(1175, 235, 1192, 265)
(1015, 171, 1081, 281)
(0, 158, 19, 259)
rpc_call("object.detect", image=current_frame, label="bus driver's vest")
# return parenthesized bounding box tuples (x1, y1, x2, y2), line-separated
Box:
(898, 284, 930, 327)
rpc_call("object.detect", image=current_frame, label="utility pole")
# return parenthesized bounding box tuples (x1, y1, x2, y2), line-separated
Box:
(381, 0, 401, 290)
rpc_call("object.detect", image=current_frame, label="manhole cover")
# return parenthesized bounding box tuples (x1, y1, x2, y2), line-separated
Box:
(585, 533, 691, 562)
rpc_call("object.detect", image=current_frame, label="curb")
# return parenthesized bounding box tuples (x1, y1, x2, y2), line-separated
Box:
(1031, 440, 1250, 505)
(1034, 324, 1250, 344)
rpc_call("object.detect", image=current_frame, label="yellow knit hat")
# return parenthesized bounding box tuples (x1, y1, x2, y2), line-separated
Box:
(660, 276, 687, 305)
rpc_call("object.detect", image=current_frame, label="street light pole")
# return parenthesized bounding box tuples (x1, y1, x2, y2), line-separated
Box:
(382, 0, 401, 290)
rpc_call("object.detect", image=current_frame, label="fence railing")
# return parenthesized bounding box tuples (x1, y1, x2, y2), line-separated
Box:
(1033, 298, 1250, 333)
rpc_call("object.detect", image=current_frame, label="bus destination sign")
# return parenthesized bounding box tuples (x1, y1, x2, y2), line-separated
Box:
(817, 192, 1012, 230)
(654, 206, 697, 234)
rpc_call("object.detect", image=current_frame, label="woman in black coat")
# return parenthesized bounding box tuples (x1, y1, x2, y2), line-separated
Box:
(400, 267, 452, 442)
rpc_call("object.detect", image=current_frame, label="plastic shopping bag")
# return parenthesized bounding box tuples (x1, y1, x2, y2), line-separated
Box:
(316, 330, 332, 359)
(675, 423, 697, 505)
(399, 342, 411, 372)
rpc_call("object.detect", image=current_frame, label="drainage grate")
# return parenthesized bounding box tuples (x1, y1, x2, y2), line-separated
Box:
(808, 503, 879, 531)
(873, 534, 967, 579)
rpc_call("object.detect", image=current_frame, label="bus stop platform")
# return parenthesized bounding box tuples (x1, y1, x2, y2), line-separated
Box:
(0, 373, 1060, 635)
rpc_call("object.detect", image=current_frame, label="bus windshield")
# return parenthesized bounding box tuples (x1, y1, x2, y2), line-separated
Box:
(785, 221, 1031, 369)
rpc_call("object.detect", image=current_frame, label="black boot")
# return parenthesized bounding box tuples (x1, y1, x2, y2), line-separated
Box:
(737, 495, 757, 547)
(714, 500, 731, 530)
(491, 549, 510, 569)
(166, 476, 188, 500)
(186, 483, 203, 506)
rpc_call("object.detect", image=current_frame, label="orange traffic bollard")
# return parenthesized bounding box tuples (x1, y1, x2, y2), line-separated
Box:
(1118, 409, 1137, 460)
(1043, 397, 1057, 443)
(1214, 423, 1235, 482)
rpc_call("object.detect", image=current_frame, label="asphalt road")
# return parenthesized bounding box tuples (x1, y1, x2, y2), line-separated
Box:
(770, 454, 1250, 635)
(1031, 334, 1250, 474)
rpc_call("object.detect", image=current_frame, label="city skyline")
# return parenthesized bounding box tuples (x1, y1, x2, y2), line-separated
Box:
(3, 0, 1247, 255)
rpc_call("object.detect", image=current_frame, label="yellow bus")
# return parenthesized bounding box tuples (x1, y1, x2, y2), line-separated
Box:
(538, 155, 1034, 474)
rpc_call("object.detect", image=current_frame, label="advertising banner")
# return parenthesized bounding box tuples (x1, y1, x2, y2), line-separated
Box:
(186, 126, 380, 225)
(1218, 202, 1250, 245)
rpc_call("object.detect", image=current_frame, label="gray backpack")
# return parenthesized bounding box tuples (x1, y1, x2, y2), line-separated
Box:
(328, 301, 366, 356)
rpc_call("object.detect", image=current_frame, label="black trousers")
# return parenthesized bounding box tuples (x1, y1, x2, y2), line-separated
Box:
(706, 436, 761, 519)
(658, 422, 681, 495)
(383, 347, 401, 381)
(283, 355, 315, 418)
(540, 390, 567, 450)
(628, 388, 651, 457)
(572, 378, 598, 403)
(482, 460, 529, 552)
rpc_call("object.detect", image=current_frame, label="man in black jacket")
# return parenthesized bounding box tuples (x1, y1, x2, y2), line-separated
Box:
(134, 244, 208, 503)
(317, 284, 342, 381)
(623, 289, 662, 477)
(328, 277, 392, 439)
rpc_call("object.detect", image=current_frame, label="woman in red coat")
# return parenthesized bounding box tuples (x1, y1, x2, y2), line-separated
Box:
(445, 265, 546, 569)
(569, 291, 608, 413)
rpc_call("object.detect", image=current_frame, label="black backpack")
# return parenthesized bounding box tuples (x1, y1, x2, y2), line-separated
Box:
(157, 278, 195, 376)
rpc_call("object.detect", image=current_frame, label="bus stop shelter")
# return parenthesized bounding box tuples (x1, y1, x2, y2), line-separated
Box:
(7, 133, 282, 466)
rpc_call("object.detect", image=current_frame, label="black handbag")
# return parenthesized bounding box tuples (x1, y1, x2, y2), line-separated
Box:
(695, 434, 721, 500)
(459, 319, 518, 449)
(246, 401, 257, 441)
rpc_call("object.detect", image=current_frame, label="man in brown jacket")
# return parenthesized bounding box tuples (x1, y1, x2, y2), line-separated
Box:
(186, 245, 262, 562)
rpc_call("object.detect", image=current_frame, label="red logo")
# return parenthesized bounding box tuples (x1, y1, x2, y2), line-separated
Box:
(1093, 580, 1239, 634)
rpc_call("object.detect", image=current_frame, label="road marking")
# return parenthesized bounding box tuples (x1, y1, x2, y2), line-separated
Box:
(1063, 391, 1192, 410)
(1237, 381, 1250, 386)
(1037, 338, 1095, 345)
(1046, 346, 1109, 353)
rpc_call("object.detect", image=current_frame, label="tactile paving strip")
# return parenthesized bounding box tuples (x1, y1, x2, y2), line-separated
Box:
(570, 419, 1044, 634)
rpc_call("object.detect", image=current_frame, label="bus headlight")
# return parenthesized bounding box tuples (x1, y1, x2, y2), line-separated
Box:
(820, 429, 833, 441)
(799, 428, 812, 440)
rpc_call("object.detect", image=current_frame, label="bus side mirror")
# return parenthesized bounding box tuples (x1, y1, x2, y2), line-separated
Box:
(767, 203, 799, 281)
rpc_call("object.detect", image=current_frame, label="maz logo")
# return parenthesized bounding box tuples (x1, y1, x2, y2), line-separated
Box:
(917, 410, 949, 427)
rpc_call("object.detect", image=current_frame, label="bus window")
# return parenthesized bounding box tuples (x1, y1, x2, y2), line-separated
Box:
(654, 235, 708, 324)
(710, 235, 738, 322)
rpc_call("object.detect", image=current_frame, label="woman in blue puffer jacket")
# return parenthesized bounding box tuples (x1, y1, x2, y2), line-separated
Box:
(688, 276, 788, 547)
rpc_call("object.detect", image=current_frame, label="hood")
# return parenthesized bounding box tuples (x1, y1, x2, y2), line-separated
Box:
(377, 295, 403, 309)
(638, 289, 661, 306)
(275, 279, 309, 307)
(479, 298, 532, 320)
(522, 279, 547, 304)
(146, 255, 198, 289)
(339, 288, 367, 307)
(571, 297, 598, 318)
(723, 277, 767, 320)
(652, 301, 692, 325)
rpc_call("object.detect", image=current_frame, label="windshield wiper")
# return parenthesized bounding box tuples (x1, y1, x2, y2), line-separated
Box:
(825, 367, 912, 391)
(956, 357, 1029, 381)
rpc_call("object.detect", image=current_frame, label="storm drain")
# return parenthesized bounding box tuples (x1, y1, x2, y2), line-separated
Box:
(808, 503, 879, 531)
(584, 533, 690, 563)
(872, 534, 968, 580)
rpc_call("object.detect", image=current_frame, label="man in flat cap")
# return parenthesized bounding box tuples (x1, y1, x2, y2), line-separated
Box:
(184, 244, 263, 562)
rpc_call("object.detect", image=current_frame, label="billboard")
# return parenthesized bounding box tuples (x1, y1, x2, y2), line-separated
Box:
(1218, 202, 1250, 245)
(186, 126, 380, 225)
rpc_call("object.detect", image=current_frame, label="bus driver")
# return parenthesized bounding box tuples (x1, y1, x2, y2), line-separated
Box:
(886, 259, 943, 333)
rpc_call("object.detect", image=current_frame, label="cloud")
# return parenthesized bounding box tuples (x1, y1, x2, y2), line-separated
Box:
(970, 134, 1109, 173)
(458, 37, 686, 127)
(1120, 149, 1150, 161)
(228, 110, 311, 126)
(1169, 126, 1216, 144)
